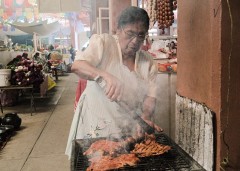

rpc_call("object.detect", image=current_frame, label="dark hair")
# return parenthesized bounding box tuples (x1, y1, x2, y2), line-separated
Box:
(117, 6, 149, 31)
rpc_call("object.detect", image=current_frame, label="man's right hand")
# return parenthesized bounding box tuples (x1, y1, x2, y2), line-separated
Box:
(101, 73, 123, 102)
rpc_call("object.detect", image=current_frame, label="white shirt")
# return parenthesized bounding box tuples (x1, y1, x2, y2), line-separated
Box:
(65, 34, 158, 158)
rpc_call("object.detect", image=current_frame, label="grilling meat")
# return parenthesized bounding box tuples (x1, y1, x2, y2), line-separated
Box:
(87, 154, 140, 171)
(131, 136, 171, 157)
(83, 139, 124, 157)
(84, 134, 171, 170)
(84, 139, 140, 170)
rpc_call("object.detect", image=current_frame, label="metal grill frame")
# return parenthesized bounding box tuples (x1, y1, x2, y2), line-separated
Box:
(71, 133, 206, 171)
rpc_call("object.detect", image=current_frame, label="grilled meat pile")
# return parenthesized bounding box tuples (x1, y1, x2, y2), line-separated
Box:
(86, 154, 140, 171)
(84, 135, 171, 171)
(131, 137, 171, 157)
(83, 140, 124, 157)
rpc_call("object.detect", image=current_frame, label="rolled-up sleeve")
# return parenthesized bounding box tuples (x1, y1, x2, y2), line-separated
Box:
(75, 34, 105, 67)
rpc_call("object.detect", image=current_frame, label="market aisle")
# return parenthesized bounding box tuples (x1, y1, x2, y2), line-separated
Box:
(0, 73, 78, 171)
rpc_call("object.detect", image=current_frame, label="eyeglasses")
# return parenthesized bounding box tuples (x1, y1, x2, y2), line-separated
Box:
(121, 27, 148, 41)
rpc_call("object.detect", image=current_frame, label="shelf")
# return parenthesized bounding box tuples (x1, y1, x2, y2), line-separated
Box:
(158, 71, 177, 74)
(149, 35, 178, 41)
(153, 57, 169, 60)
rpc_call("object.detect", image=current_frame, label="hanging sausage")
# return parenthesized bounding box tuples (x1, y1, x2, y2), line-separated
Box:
(146, 0, 177, 34)
(146, 0, 158, 28)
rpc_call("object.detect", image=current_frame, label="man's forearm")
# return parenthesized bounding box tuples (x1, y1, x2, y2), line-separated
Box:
(71, 60, 100, 80)
(142, 96, 156, 119)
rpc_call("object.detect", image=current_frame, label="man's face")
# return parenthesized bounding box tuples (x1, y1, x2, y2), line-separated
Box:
(117, 22, 148, 57)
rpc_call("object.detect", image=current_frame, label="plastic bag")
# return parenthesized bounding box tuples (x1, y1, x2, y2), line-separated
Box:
(48, 76, 56, 90)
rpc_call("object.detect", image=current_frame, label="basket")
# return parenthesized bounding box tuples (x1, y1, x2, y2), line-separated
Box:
(0, 69, 11, 87)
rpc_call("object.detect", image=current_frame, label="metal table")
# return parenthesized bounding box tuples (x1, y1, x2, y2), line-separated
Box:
(0, 85, 36, 115)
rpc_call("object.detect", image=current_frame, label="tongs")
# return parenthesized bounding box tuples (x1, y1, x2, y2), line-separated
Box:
(95, 76, 155, 134)
(117, 101, 155, 134)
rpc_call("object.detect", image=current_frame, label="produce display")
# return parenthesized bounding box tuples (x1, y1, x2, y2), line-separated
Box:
(7, 53, 44, 87)
(147, 38, 177, 72)
(158, 61, 177, 72)
(146, 0, 177, 33)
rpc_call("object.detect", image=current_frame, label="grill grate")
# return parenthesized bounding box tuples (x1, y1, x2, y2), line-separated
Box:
(72, 133, 205, 171)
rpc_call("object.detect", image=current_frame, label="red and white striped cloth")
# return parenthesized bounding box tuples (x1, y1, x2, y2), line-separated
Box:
(74, 79, 87, 111)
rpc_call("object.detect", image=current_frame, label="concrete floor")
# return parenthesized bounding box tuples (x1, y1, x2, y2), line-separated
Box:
(0, 73, 78, 171)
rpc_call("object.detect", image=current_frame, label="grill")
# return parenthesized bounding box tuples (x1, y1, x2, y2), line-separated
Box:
(71, 133, 206, 171)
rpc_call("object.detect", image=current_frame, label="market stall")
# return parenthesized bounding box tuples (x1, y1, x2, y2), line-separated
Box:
(9, 21, 61, 52)
(0, 51, 56, 110)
